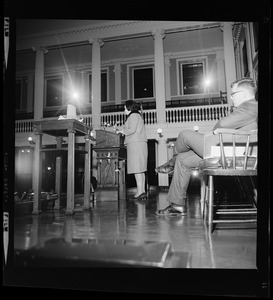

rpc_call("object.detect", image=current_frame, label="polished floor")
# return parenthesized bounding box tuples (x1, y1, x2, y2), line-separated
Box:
(13, 185, 257, 269)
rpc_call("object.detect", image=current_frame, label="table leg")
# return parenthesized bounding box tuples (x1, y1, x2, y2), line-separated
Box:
(66, 129, 75, 214)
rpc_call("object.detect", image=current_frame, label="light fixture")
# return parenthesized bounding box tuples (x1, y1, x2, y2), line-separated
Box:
(193, 126, 199, 132)
(90, 131, 96, 141)
(157, 128, 163, 138)
(28, 137, 35, 145)
(191, 169, 199, 177)
(168, 142, 175, 149)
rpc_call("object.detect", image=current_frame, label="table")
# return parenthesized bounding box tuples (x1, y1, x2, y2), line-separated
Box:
(32, 119, 92, 214)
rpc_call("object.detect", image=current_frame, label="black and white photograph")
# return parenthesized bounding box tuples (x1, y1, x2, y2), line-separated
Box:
(3, 1, 270, 297)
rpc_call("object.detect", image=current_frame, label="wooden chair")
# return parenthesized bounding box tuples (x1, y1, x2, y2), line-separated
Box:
(199, 128, 257, 233)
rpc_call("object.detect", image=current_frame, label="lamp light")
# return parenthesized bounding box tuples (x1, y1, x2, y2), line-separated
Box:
(204, 77, 211, 105)
(28, 137, 35, 145)
(157, 128, 163, 138)
(194, 126, 199, 132)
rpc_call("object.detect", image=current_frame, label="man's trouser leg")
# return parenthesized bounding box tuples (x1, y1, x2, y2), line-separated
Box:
(167, 151, 202, 206)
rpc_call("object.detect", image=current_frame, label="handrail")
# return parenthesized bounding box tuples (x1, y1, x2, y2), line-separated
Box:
(15, 104, 231, 133)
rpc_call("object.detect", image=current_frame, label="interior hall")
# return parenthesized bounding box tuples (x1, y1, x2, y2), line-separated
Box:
(3, 18, 270, 297)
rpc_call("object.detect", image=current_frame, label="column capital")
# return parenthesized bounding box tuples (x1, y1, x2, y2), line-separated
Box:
(113, 62, 122, 73)
(55, 136, 64, 143)
(220, 22, 235, 31)
(164, 56, 171, 67)
(33, 124, 43, 135)
(151, 28, 165, 39)
(84, 134, 92, 141)
(67, 128, 76, 134)
(216, 50, 224, 61)
(156, 138, 167, 144)
(32, 46, 48, 55)
(88, 37, 104, 47)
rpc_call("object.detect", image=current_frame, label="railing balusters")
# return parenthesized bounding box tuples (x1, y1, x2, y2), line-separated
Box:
(15, 104, 230, 133)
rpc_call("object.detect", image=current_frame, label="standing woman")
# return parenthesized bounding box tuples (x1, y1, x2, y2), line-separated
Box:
(116, 100, 148, 200)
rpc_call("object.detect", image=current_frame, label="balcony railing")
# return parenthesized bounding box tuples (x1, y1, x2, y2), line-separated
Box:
(15, 104, 230, 134)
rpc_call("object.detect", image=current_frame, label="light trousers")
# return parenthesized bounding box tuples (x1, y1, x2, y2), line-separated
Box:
(167, 130, 204, 206)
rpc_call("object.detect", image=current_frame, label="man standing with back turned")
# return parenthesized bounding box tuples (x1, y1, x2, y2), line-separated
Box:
(155, 77, 258, 216)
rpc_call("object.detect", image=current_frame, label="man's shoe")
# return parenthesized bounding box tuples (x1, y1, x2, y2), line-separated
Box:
(155, 161, 174, 174)
(156, 205, 187, 216)
(129, 192, 147, 201)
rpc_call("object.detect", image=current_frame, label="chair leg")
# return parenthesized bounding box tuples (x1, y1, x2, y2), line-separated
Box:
(208, 175, 214, 233)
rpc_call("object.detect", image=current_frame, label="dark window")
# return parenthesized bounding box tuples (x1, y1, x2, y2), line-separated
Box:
(89, 72, 107, 102)
(182, 63, 204, 95)
(133, 67, 154, 99)
(45, 77, 63, 107)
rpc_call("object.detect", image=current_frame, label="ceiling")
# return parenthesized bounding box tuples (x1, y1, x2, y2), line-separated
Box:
(15, 20, 223, 73)
(16, 19, 115, 36)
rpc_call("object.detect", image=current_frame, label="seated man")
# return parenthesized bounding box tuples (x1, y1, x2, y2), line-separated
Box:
(155, 77, 258, 216)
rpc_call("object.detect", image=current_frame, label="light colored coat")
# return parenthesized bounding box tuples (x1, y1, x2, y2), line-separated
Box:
(123, 112, 147, 174)
(123, 112, 147, 144)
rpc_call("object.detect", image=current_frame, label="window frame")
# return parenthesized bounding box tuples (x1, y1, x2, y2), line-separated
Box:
(176, 57, 208, 96)
(88, 68, 109, 103)
(44, 74, 64, 108)
(127, 63, 155, 100)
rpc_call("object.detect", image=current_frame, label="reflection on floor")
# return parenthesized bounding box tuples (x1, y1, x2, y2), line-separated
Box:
(13, 187, 257, 268)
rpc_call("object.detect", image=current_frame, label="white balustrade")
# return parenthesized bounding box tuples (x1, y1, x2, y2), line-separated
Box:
(15, 104, 230, 133)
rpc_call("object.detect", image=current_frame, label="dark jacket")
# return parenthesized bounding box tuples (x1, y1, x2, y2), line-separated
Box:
(203, 99, 258, 158)
(212, 99, 258, 132)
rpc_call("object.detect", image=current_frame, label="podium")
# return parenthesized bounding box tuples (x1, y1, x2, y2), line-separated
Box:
(93, 130, 126, 201)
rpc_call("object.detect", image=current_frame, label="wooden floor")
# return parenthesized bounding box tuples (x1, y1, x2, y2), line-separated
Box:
(13, 185, 257, 269)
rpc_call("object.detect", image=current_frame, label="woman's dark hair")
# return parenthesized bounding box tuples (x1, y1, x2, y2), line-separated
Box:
(125, 100, 140, 112)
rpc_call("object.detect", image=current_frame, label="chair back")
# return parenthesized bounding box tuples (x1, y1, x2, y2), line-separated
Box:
(212, 128, 257, 170)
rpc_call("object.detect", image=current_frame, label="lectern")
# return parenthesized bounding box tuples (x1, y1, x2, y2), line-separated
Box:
(93, 130, 126, 201)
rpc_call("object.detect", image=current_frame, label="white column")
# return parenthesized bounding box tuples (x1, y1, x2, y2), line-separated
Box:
(221, 22, 236, 104)
(32, 47, 48, 120)
(66, 128, 75, 215)
(32, 132, 43, 214)
(89, 38, 104, 130)
(156, 139, 169, 187)
(114, 62, 122, 104)
(83, 135, 91, 210)
(152, 29, 166, 124)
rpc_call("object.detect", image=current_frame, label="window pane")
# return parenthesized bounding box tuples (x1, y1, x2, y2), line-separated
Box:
(134, 68, 153, 99)
(101, 73, 107, 102)
(89, 73, 107, 102)
(182, 63, 204, 95)
(46, 78, 63, 107)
